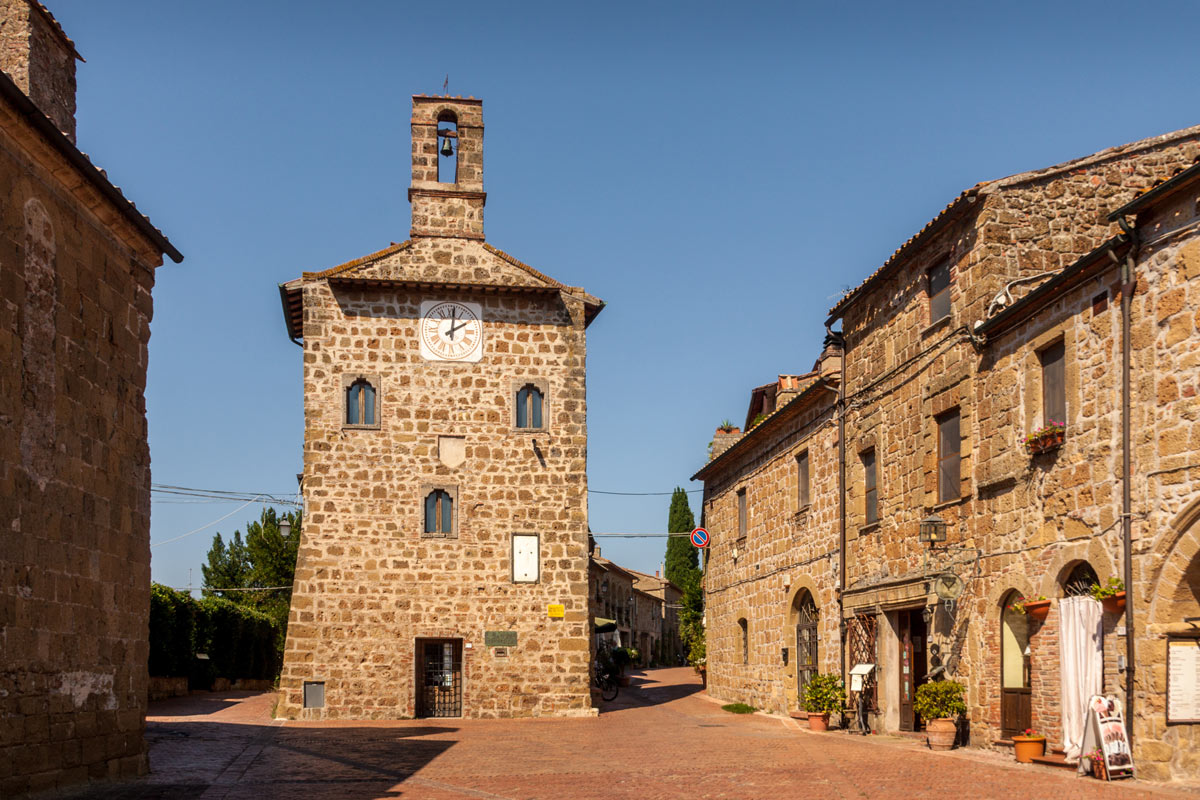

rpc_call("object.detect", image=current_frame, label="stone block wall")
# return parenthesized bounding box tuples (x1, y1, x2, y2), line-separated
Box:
(278, 233, 595, 720)
(0, 0, 76, 141)
(0, 104, 159, 794)
(700, 387, 840, 715)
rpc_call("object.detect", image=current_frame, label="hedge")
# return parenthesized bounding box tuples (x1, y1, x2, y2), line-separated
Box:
(149, 583, 279, 682)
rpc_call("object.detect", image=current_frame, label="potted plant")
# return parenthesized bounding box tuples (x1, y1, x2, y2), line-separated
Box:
(1085, 748, 1107, 780)
(715, 419, 738, 435)
(1025, 421, 1066, 455)
(1090, 577, 1126, 615)
(801, 673, 846, 732)
(611, 646, 633, 686)
(689, 636, 707, 689)
(1007, 594, 1051, 622)
(913, 680, 966, 750)
(1012, 727, 1047, 763)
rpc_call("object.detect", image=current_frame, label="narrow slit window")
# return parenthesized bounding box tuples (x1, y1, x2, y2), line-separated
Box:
(437, 112, 458, 184)
(1040, 340, 1066, 427)
(796, 451, 810, 509)
(424, 489, 454, 536)
(346, 378, 376, 426)
(737, 489, 747, 539)
(515, 384, 544, 429)
(862, 449, 878, 525)
(928, 261, 951, 323)
(739, 618, 749, 665)
(937, 409, 961, 503)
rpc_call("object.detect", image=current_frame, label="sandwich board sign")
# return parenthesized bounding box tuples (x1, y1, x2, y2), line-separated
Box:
(1081, 695, 1134, 780)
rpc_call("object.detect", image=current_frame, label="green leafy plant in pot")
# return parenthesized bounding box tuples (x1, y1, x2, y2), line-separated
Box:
(801, 673, 845, 732)
(913, 679, 966, 750)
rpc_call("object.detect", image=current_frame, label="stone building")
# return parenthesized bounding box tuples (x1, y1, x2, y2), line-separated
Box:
(0, 2, 182, 795)
(277, 95, 603, 720)
(628, 568, 684, 665)
(696, 125, 1200, 780)
(693, 345, 842, 714)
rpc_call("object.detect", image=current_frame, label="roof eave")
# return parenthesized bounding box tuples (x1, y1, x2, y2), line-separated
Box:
(1107, 160, 1200, 221)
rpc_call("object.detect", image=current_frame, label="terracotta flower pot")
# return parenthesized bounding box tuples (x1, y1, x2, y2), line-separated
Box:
(1012, 735, 1046, 763)
(807, 712, 830, 732)
(1023, 599, 1051, 622)
(1101, 591, 1126, 615)
(1093, 759, 1107, 780)
(925, 718, 957, 750)
(1026, 429, 1065, 455)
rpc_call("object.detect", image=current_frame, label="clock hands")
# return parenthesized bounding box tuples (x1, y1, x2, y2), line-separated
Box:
(445, 309, 468, 340)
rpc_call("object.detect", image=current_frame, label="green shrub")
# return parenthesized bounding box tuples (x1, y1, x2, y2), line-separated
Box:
(149, 582, 280, 682)
(801, 673, 845, 714)
(914, 679, 966, 720)
(149, 584, 196, 677)
(722, 703, 756, 714)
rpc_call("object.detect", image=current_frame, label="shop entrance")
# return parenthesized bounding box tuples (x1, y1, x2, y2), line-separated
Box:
(416, 638, 463, 718)
(897, 608, 928, 732)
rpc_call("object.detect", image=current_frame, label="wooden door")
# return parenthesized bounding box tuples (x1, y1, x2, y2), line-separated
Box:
(899, 611, 914, 731)
(1000, 595, 1032, 737)
(911, 610, 928, 730)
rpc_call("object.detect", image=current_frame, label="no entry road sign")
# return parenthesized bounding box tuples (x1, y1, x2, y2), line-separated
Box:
(690, 527, 709, 548)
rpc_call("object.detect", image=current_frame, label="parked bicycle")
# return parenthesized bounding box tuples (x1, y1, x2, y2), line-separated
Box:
(594, 663, 619, 701)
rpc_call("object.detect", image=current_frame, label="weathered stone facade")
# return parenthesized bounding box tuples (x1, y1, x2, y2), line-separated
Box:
(0, 3, 181, 795)
(696, 125, 1200, 781)
(277, 96, 602, 720)
(628, 569, 683, 664)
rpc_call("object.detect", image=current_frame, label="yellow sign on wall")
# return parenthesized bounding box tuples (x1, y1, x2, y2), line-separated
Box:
(547, 604, 565, 618)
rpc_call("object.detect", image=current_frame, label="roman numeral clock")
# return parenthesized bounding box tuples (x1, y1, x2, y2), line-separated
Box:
(419, 300, 484, 362)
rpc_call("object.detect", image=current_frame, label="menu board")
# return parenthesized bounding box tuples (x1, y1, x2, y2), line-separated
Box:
(1086, 696, 1133, 780)
(1167, 637, 1200, 724)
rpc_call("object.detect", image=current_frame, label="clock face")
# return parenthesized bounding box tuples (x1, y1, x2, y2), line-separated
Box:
(419, 300, 484, 362)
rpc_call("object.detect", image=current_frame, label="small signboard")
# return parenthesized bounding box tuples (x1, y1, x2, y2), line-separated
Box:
(484, 630, 517, 648)
(1084, 695, 1134, 780)
(1167, 636, 1200, 724)
(547, 604, 565, 618)
(850, 663, 875, 693)
(690, 527, 710, 548)
(493, 647, 508, 658)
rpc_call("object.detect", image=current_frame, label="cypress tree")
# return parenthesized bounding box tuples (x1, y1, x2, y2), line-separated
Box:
(664, 487, 697, 587)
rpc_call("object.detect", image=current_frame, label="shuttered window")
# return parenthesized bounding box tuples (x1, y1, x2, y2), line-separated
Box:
(928, 261, 951, 323)
(937, 409, 961, 503)
(512, 534, 539, 582)
(862, 449, 878, 524)
(1040, 340, 1066, 426)
(797, 451, 810, 509)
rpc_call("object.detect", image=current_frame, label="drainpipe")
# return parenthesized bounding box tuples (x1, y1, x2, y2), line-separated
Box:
(1116, 219, 1139, 743)
(825, 324, 848, 693)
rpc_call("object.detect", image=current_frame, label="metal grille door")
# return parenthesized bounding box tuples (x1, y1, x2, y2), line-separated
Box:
(848, 614, 878, 711)
(795, 595, 818, 701)
(418, 639, 463, 718)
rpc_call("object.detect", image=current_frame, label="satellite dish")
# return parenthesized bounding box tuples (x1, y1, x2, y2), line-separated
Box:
(934, 572, 964, 601)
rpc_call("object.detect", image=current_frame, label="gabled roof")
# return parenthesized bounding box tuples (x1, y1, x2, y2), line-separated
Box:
(0, 68, 181, 263)
(278, 239, 604, 341)
(624, 567, 683, 595)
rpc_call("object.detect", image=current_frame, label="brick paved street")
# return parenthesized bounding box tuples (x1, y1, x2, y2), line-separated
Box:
(55, 668, 1198, 800)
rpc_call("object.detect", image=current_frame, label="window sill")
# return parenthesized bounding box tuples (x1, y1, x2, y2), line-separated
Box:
(511, 427, 548, 435)
(921, 315, 952, 338)
(342, 423, 381, 431)
(858, 522, 880, 536)
(932, 496, 969, 513)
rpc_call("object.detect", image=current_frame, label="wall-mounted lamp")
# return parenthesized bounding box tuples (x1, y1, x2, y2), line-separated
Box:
(922, 605, 934, 626)
(279, 517, 291, 538)
(918, 514, 947, 546)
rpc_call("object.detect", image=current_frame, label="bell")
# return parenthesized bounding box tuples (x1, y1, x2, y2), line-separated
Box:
(440, 137, 454, 157)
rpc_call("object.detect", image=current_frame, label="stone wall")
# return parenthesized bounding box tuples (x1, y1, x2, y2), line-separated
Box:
(0, 79, 164, 795)
(0, 0, 76, 141)
(698, 383, 840, 715)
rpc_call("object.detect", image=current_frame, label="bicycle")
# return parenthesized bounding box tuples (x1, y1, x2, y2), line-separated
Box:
(593, 662, 619, 702)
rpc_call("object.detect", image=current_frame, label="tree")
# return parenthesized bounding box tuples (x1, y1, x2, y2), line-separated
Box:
(663, 488, 705, 665)
(201, 507, 301, 665)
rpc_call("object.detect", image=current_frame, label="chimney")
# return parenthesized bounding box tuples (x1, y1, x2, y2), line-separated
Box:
(817, 330, 844, 384)
(0, 0, 82, 142)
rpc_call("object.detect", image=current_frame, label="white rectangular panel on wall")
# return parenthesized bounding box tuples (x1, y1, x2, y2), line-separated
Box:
(512, 534, 539, 583)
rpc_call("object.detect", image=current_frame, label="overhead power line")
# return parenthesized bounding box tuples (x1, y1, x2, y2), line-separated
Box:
(589, 489, 702, 496)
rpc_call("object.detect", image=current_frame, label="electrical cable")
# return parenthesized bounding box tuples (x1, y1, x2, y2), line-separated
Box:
(150, 497, 264, 548)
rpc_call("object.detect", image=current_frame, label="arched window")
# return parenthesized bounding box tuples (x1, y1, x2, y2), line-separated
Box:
(739, 617, 749, 665)
(437, 111, 458, 184)
(794, 592, 818, 698)
(346, 378, 377, 426)
(424, 489, 454, 536)
(1063, 562, 1099, 597)
(515, 383, 544, 429)
(1000, 590, 1032, 737)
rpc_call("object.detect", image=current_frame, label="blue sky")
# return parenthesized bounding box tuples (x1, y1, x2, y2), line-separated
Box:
(47, 0, 1200, 587)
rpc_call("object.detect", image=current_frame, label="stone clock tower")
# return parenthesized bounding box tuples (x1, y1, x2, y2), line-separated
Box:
(277, 95, 603, 719)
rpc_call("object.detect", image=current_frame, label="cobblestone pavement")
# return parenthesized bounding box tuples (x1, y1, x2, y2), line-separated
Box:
(54, 668, 1198, 799)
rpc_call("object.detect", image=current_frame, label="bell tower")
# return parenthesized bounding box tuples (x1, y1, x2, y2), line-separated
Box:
(409, 95, 485, 240)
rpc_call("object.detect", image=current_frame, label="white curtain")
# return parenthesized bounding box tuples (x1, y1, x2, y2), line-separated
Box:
(1058, 595, 1103, 760)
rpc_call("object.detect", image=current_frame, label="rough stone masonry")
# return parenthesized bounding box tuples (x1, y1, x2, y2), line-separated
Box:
(277, 95, 603, 720)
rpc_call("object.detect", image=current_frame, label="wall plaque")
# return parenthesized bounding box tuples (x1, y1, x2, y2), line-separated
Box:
(547, 604, 565, 618)
(484, 630, 517, 648)
(1167, 636, 1200, 724)
(493, 647, 508, 658)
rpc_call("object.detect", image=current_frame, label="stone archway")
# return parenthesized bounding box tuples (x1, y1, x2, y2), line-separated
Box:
(782, 576, 827, 712)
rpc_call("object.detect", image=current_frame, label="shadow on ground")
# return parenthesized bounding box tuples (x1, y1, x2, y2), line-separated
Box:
(598, 667, 702, 713)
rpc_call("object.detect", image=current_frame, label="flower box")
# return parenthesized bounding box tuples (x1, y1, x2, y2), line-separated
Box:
(1101, 591, 1126, 615)
(1025, 427, 1065, 455)
(1022, 599, 1051, 621)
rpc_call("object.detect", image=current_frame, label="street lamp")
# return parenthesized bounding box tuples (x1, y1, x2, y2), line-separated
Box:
(918, 514, 947, 545)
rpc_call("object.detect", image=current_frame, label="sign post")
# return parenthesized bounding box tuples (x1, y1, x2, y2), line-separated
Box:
(690, 527, 709, 549)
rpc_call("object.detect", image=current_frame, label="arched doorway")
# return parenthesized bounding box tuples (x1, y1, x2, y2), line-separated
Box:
(1000, 590, 1031, 737)
(794, 591, 818, 701)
